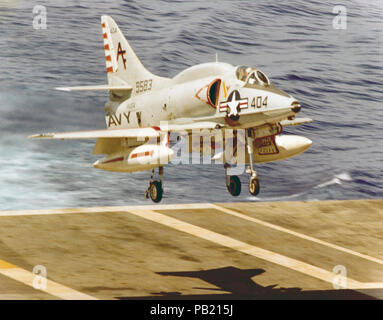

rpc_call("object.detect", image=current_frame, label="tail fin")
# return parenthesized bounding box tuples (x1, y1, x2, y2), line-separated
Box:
(101, 16, 157, 87)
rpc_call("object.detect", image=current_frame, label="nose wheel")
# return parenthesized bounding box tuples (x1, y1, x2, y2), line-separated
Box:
(249, 175, 260, 196)
(145, 166, 164, 203)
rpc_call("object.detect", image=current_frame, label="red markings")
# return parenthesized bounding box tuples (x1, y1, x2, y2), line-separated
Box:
(103, 157, 123, 164)
(167, 133, 170, 147)
(104, 44, 110, 50)
(103, 33, 107, 39)
(220, 103, 228, 111)
(131, 150, 154, 159)
(152, 126, 161, 131)
(106, 55, 111, 61)
(194, 79, 221, 109)
(255, 135, 279, 155)
(101, 23, 106, 28)
(220, 102, 247, 111)
(219, 97, 248, 112)
(106, 66, 114, 73)
(195, 86, 206, 103)
(239, 101, 248, 109)
(102, 150, 155, 163)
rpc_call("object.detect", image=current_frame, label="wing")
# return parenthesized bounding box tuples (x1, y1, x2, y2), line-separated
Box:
(56, 84, 133, 92)
(28, 122, 221, 140)
(28, 127, 160, 140)
(170, 111, 312, 130)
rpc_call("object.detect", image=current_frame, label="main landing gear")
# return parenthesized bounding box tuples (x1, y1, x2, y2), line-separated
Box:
(145, 166, 164, 203)
(225, 164, 241, 197)
(225, 166, 259, 197)
(225, 129, 261, 197)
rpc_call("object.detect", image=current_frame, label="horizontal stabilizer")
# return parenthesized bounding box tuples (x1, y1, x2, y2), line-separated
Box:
(56, 84, 133, 92)
(280, 117, 313, 127)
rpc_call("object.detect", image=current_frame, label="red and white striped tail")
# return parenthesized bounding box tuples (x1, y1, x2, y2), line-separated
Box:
(101, 17, 118, 74)
(99, 16, 162, 89)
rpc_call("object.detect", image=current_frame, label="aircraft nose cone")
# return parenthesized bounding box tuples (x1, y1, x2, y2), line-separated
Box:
(291, 101, 301, 113)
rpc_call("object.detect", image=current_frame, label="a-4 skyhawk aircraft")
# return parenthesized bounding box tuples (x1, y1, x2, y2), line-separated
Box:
(30, 16, 312, 203)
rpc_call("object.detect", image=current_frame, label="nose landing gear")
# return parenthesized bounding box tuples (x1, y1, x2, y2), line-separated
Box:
(245, 129, 261, 197)
(248, 174, 260, 196)
(224, 129, 261, 197)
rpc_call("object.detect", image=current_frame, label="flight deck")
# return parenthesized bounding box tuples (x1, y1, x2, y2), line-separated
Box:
(0, 199, 382, 300)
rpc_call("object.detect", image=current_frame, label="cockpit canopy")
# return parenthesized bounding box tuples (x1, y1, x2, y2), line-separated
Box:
(235, 65, 270, 86)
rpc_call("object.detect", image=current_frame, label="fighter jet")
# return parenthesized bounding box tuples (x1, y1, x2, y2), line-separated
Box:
(30, 16, 312, 203)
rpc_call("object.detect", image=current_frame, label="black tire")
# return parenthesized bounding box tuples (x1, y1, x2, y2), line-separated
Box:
(227, 175, 241, 196)
(150, 181, 163, 203)
(249, 177, 260, 196)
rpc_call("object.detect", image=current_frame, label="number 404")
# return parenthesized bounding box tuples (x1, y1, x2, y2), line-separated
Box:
(251, 96, 268, 108)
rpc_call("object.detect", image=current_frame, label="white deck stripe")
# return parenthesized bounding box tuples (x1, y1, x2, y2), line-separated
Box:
(0, 261, 98, 300)
(126, 208, 383, 290)
(0, 203, 211, 217)
(209, 204, 383, 266)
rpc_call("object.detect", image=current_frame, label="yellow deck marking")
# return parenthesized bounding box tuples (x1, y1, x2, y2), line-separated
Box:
(0, 260, 97, 300)
(209, 204, 383, 266)
(0, 260, 17, 269)
(126, 208, 383, 290)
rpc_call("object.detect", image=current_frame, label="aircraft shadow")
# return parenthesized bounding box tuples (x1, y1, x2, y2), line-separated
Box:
(117, 266, 380, 300)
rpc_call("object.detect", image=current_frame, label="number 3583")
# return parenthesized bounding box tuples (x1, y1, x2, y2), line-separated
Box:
(136, 79, 152, 93)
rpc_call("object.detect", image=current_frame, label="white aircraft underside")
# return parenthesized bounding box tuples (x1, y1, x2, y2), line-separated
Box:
(30, 15, 312, 202)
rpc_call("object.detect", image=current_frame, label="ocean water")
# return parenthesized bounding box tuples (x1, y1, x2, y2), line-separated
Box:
(0, 0, 382, 210)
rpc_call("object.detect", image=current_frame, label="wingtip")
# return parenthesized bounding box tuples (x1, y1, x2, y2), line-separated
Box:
(28, 133, 55, 139)
(55, 87, 71, 92)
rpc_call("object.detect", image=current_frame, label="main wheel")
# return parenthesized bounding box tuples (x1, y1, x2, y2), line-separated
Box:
(249, 177, 260, 196)
(150, 181, 163, 203)
(227, 175, 241, 196)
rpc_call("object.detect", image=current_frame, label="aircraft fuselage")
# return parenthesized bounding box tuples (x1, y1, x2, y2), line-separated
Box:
(104, 62, 300, 130)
